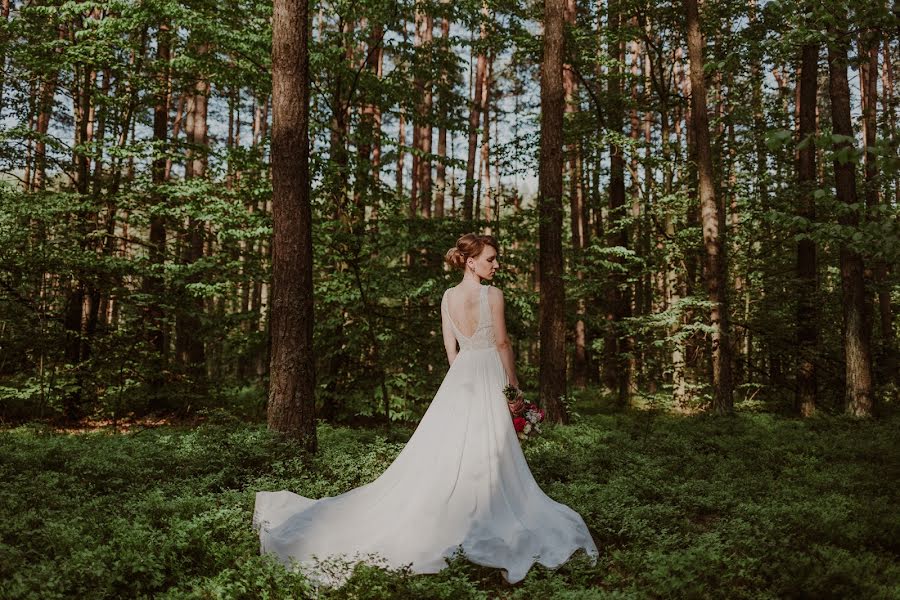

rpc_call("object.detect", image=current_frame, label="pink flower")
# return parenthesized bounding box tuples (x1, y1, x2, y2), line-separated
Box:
(513, 417, 527, 432)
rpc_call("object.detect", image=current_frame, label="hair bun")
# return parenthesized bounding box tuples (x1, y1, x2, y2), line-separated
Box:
(444, 233, 499, 272)
(445, 247, 466, 271)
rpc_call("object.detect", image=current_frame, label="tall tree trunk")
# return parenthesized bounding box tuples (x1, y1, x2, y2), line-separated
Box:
(410, 13, 421, 215)
(564, 0, 588, 388)
(538, 0, 568, 423)
(416, 7, 434, 217)
(269, 0, 317, 450)
(478, 50, 494, 225)
(795, 40, 819, 417)
(396, 108, 406, 196)
(884, 37, 898, 208)
(827, 16, 874, 417)
(603, 0, 632, 406)
(879, 36, 897, 384)
(684, 0, 733, 413)
(61, 17, 98, 420)
(434, 10, 450, 217)
(330, 18, 353, 220)
(354, 20, 383, 221)
(861, 28, 894, 386)
(463, 3, 488, 222)
(33, 25, 64, 192)
(143, 19, 171, 404)
(669, 47, 691, 404)
(176, 42, 209, 383)
(0, 0, 9, 116)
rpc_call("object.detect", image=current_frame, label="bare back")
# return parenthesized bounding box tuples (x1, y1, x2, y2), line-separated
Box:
(441, 285, 496, 351)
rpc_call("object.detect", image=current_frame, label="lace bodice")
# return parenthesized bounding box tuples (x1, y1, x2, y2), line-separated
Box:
(441, 285, 497, 351)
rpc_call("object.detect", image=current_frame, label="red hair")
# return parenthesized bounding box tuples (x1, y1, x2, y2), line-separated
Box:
(445, 233, 499, 271)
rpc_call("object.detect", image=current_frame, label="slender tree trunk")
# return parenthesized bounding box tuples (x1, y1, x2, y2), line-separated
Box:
(396, 108, 406, 196)
(269, 0, 317, 450)
(861, 28, 893, 387)
(144, 20, 171, 404)
(603, 0, 632, 406)
(372, 42, 383, 191)
(434, 12, 450, 217)
(0, 0, 10, 117)
(354, 20, 383, 221)
(330, 19, 353, 220)
(827, 17, 874, 417)
(417, 8, 434, 217)
(62, 18, 97, 419)
(884, 37, 898, 207)
(563, 0, 588, 388)
(629, 32, 644, 389)
(176, 42, 209, 382)
(684, 0, 733, 413)
(859, 30, 878, 216)
(480, 49, 493, 224)
(463, 3, 488, 222)
(33, 27, 62, 193)
(879, 36, 897, 384)
(164, 90, 184, 181)
(538, 0, 568, 423)
(795, 40, 819, 417)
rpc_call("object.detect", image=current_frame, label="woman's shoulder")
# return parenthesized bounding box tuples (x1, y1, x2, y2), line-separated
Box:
(486, 284, 504, 302)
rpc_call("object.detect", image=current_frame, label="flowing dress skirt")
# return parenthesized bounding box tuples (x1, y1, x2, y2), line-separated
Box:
(253, 346, 598, 587)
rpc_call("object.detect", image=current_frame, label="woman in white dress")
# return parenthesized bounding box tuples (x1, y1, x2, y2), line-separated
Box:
(253, 233, 598, 587)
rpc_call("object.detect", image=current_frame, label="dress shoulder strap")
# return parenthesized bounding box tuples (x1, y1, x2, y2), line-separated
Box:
(479, 285, 491, 319)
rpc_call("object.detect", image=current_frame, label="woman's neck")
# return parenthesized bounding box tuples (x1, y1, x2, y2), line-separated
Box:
(459, 270, 482, 288)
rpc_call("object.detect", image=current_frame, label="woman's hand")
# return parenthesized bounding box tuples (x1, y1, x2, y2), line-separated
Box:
(507, 386, 525, 415)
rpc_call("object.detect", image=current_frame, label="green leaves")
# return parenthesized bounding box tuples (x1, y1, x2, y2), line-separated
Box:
(765, 128, 792, 151)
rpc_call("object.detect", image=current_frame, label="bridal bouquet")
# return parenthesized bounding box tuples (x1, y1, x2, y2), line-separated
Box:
(502, 384, 545, 441)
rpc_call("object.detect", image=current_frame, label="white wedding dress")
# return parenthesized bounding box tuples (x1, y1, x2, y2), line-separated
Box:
(253, 284, 598, 587)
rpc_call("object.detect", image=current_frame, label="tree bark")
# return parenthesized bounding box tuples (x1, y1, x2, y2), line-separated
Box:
(827, 17, 874, 417)
(795, 39, 819, 417)
(143, 19, 171, 404)
(603, 0, 632, 406)
(879, 36, 897, 384)
(330, 18, 352, 220)
(0, 0, 9, 117)
(861, 27, 894, 386)
(480, 49, 493, 224)
(564, 0, 588, 388)
(396, 108, 406, 196)
(538, 0, 568, 423)
(684, 0, 733, 413)
(175, 42, 208, 382)
(415, 5, 433, 217)
(434, 11, 450, 217)
(463, 2, 488, 222)
(354, 20, 383, 221)
(269, 0, 317, 450)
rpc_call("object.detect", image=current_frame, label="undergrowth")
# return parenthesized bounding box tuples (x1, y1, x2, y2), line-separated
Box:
(1, 406, 898, 599)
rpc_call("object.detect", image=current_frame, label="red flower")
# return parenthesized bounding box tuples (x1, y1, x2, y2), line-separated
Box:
(513, 417, 527, 432)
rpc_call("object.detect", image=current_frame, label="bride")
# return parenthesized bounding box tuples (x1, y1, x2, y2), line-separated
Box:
(253, 233, 598, 587)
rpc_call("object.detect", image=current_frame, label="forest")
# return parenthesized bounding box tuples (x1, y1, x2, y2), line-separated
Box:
(0, 0, 898, 597)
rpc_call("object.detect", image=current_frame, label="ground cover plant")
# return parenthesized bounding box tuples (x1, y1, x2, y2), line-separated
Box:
(1, 401, 898, 599)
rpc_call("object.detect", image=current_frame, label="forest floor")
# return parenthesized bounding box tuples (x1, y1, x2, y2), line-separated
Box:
(1, 398, 899, 599)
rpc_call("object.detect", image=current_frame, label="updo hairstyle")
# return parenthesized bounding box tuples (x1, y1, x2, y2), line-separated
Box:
(445, 233, 499, 271)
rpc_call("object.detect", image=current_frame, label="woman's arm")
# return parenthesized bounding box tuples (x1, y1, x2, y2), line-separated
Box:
(441, 292, 459, 366)
(489, 286, 519, 388)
